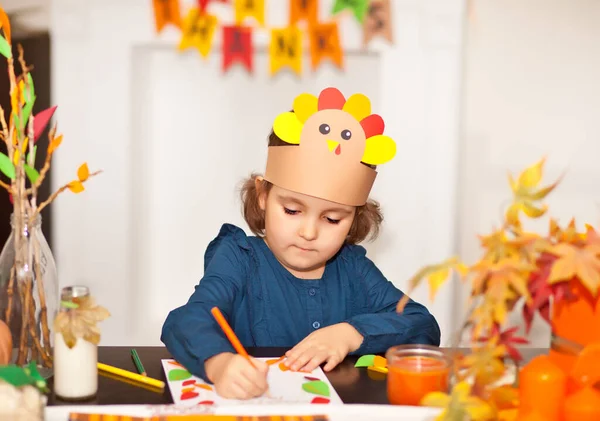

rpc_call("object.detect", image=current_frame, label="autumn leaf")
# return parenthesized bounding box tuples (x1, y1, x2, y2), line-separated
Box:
(478, 325, 528, 362)
(77, 162, 89, 182)
(398, 258, 468, 312)
(505, 158, 560, 226)
(522, 252, 576, 333)
(53, 295, 110, 348)
(67, 180, 84, 194)
(461, 340, 507, 387)
(421, 381, 496, 421)
(547, 243, 600, 296)
(488, 385, 519, 411)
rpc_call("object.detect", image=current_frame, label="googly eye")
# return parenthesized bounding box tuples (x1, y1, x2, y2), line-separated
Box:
(341, 129, 352, 140)
(319, 124, 330, 135)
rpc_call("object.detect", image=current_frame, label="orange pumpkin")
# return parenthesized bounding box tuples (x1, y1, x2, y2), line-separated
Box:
(0, 319, 12, 365)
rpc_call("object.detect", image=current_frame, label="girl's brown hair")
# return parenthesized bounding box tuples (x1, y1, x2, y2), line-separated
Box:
(240, 126, 384, 245)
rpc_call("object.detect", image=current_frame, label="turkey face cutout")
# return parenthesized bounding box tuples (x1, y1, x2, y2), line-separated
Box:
(264, 87, 397, 206)
(301, 108, 366, 164)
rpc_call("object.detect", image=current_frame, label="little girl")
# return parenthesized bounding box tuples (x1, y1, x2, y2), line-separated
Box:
(161, 87, 440, 400)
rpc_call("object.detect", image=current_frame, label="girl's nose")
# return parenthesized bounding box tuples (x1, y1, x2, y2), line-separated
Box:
(299, 219, 318, 241)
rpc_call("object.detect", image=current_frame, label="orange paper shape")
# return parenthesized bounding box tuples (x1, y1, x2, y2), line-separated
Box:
(178, 8, 218, 58)
(563, 387, 600, 421)
(289, 0, 318, 26)
(363, 0, 393, 47)
(222, 25, 253, 73)
(153, 0, 182, 33)
(0, 5, 11, 44)
(308, 22, 343, 71)
(234, 0, 265, 26)
(569, 342, 600, 389)
(269, 26, 303, 76)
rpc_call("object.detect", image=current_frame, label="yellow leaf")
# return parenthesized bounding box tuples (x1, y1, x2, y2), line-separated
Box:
(456, 262, 469, 276)
(505, 204, 520, 226)
(12, 148, 19, 165)
(77, 162, 89, 181)
(68, 180, 84, 194)
(521, 202, 547, 218)
(517, 158, 545, 189)
(428, 268, 450, 301)
(48, 135, 63, 154)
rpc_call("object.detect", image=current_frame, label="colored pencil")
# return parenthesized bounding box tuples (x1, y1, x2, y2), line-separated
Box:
(210, 306, 253, 365)
(97, 362, 165, 390)
(131, 348, 147, 376)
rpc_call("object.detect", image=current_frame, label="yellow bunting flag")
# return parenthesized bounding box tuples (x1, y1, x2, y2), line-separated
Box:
(289, 0, 318, 26)
(269, 26, 303, 76)
(178, 8, 218, 58)
(308, 22, 343, 71)
(152, 0, 182, 33)
(363, 0, 393, 46)
(234, 0, 265, 26)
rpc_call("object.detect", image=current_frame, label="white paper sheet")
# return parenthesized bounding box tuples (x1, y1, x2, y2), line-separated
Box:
(161, 358, 344, 406)
(45, 403, 441, 421)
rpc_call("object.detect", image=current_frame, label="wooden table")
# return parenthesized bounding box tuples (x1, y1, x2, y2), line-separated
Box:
(46, 346, 548, 406)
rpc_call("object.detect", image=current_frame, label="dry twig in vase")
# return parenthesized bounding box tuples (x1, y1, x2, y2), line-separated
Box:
(0, 8, 101, 368)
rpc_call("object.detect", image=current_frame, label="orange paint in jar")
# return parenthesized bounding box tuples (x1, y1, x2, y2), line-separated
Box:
(386, 344, 450, 406)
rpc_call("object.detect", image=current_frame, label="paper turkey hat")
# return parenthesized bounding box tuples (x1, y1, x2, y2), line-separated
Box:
(264, 87, 397, 206)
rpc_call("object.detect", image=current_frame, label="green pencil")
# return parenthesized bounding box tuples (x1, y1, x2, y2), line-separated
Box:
(130, 349, 146, 376)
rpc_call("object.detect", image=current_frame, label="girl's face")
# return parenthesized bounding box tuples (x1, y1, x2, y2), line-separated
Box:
(258, 181, 356, 279)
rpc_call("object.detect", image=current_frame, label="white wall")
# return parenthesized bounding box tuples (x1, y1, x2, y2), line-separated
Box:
(50, 0, 465, 346)
(460, 0, 600, 346)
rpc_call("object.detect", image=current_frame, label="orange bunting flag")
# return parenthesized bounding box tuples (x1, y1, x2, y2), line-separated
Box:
(152, 0, 182, 33)
(308, 22, 343, 71)
(222, 25, 253, 73)
(289, 0, 318, 26)
(363, 0, 393, 46)
(234, 0, 265, 26)
(269, 26, 303, 76)
(179, 8, 218, 58)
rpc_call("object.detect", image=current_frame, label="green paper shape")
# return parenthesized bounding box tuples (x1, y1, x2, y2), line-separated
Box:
(25, 74, 35, 104)
(354, 354, 375, 367)
(0, 35, 12, 59)
(24, 164, 39, 184)
(302, 380, 330, 397)
(168, 368, 192, 381)
(331, 0, 369, 23)
(0, 361, 47, 392)
(0, 152, 15, 180)
(19, 95, 36, 131)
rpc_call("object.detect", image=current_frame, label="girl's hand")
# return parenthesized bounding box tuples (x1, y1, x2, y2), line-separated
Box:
(205, 352, 269, 399)
(284, 323, 363, 373)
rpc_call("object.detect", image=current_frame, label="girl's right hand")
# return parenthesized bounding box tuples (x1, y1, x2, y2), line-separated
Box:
(205, 352, 269, 399)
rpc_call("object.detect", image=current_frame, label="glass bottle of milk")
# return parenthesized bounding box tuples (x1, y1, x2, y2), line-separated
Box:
(53, 286, 98, 400)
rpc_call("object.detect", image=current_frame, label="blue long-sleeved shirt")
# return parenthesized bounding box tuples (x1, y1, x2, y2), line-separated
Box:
(161, 223, 440, 382)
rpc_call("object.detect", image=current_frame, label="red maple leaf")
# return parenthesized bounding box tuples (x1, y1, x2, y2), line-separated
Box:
(522, 252, 576, 333)
(478, 324, 529, 362)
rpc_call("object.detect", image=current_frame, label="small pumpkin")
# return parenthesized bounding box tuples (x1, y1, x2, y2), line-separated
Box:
(0, 320, 12, 365)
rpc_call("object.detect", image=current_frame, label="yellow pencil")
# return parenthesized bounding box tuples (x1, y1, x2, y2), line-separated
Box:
(97, 362, 165, 389)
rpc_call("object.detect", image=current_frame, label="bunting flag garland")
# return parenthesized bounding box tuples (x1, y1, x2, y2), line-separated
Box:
(363, 0, 393, 46)
(151, 0, 394, 76)
(178, 8, 218, 58)
(269, 26, 303, 76)
(152, 0, 182, 33)
(308, 22, 343, 70)
(289, 0, 318, 26)
(331, 0, 369, 24)
(222, 25, 254, 73)
(234, 0, 265, 26)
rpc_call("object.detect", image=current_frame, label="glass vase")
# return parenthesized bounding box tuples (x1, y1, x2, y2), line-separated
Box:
(0, 214, 59, 378)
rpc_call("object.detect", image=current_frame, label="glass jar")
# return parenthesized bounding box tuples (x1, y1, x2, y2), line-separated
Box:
(53, 285, 98, 401)
(0, 214, 58, 378)
(386, 344, 451, 406)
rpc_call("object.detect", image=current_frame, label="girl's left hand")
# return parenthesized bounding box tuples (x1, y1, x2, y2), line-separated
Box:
(284, 323, 363, 373)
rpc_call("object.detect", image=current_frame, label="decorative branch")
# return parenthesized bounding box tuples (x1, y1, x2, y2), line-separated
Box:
(33, 170, 103, 219)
